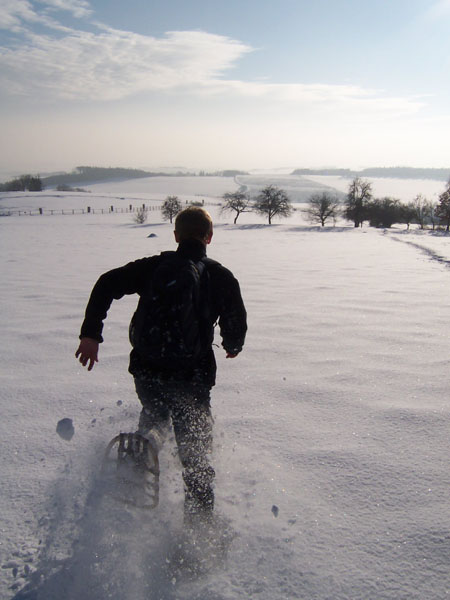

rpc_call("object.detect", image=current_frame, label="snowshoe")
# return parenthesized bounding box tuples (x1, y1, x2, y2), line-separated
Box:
(102, 432, 160, 509)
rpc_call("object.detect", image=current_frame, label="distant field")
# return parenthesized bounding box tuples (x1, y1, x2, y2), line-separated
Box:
(237, 174, 447, 203)
(0, 175, 447, 218)
(85, 175, 240, 200)
(303, 175, 447, 202)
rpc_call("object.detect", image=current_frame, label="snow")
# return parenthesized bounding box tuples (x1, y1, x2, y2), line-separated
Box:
(85, 175, 240, 199)
(1, 178, 450, 599)
(236, 174, 347, 202)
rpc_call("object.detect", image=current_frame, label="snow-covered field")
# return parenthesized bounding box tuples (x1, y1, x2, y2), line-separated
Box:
(235, 174, 347, 202)
(0, 176, 238, 216)
(1, 177, 450, 599)
(296, 175, 446, 203)
(86, 175, 239, 199)
(236, 173, 446, 204)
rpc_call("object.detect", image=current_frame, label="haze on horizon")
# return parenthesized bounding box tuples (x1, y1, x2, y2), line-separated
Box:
(1, 0, 450, 177)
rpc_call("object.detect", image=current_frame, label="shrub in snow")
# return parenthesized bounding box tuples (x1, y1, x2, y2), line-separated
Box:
(134, 207, 148, 225)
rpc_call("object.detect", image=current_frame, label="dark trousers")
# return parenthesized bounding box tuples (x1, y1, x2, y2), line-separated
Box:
(134, 377, 215, 515)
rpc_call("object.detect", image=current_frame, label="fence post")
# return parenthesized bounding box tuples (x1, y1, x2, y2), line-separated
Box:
(110, 205, 114, 212)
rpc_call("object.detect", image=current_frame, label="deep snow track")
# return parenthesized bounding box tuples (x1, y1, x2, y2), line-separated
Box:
(10, 445, 190, 600)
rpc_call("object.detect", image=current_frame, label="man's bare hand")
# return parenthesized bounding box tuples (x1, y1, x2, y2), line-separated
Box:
(75, 337, 99, 371)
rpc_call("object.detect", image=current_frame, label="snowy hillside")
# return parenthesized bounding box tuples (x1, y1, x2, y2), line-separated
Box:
(1, 179, 450, 599)
(237, 173, 445, 203)
(235, 174, 346, 202)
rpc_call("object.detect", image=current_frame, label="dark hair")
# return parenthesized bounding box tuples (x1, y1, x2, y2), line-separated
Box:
(175, 207, 213, 242)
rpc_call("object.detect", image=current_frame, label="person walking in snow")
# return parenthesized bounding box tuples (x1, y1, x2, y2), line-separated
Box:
(75, 206, 247, 523)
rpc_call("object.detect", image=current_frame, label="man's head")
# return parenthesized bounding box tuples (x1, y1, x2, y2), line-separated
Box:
(174, 207, 213, 245)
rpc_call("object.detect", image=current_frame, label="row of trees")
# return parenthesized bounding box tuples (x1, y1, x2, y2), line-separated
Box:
(143, 189, 293, 226)
(221, 186, 292, 224)
(341, 177, 450, 230)
(138, 188, 293, 227)
(0, 175, 43, 192)
(220, 178, 450, 230)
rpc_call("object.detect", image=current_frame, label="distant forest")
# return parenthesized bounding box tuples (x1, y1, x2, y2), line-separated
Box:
(2, 165, 447, 192)
(40, 166, 248, 188)
(41, 166, 164, 187)
(292, 167, 450, 181)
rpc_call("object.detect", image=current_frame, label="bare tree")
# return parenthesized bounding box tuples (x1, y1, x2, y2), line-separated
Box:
(435, 180, 450, 231)
(253, 185, 293, 225)
(221, 191, 251, 224)
(304, 192, 340, 226)
(411, 194, 431, 229)
(161, 195, 182, 223)
(429, 201, 438, 230)
(344, 177, 372, 227)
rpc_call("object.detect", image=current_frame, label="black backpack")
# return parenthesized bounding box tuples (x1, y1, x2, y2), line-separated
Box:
(129, 252, 210, 370)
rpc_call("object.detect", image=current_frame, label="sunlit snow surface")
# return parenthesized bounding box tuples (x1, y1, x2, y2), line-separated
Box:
(1, 176, 450, 599)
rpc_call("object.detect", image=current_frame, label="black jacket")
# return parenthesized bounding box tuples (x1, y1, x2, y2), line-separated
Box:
(80, 239, 247, 387)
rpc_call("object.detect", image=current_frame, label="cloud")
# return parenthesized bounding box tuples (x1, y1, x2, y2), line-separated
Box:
(0, 0, 41, 32)
(0, 5, 424, 119)
(0, 28, 253, 100)
(200, 79, 423, 116)
(0, 0, 90, 32)
(38, 0, 92, 18)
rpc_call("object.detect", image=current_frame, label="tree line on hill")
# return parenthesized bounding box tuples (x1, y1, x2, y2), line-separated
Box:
(42, 167, 158, 187)
(218, 178, 450, 230)
(0, 167, 249, 191)
(0, 174, 43, 192)
(292, 167, 450, 181)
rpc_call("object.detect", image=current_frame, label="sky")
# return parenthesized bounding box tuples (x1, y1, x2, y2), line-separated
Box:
(1, 0, 450, 176)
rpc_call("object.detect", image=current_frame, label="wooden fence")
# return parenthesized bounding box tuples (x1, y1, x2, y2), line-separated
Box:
(0, 204, 162, 217)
